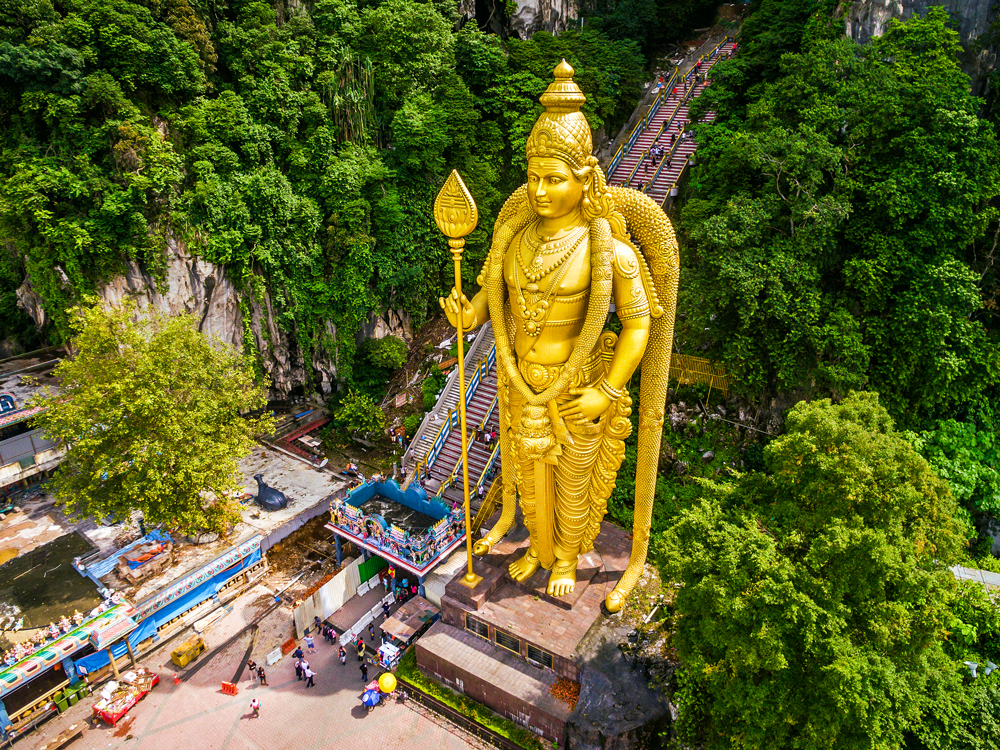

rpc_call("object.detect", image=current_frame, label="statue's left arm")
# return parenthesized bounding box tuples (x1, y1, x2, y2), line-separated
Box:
(558, 241, 650, 423)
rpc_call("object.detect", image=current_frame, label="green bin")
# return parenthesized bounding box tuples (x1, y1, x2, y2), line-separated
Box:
(67, 691, 79, 706)
(54, 693, 68, 713)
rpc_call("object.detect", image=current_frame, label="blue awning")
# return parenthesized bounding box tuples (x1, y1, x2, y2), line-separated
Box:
(75, 547, 260, 675)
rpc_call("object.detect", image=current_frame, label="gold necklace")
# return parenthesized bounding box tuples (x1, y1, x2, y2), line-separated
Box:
(516, 237, 587, 336)
(518, 229, 587, 284)
(520, 224, 589, 281)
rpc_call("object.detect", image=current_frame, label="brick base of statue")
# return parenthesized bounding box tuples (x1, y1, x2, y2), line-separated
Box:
(415, 517, 671, 749)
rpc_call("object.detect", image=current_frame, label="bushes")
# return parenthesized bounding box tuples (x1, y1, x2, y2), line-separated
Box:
(403, 413, 423, 437)
(360, 336, 408, 370)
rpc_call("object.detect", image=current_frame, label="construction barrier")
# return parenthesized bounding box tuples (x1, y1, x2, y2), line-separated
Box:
(221, 681, 239, 695)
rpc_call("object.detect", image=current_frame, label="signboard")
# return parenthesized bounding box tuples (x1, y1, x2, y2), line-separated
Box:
(395, 393, 408, 408)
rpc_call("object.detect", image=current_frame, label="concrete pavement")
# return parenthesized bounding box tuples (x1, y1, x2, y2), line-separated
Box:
(14, 618, 485, 750)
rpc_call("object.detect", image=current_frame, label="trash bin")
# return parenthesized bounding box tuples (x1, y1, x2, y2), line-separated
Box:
(54, 692, 68, 713)
(67, 691, 79, 706)
(171, 636, 206, 668)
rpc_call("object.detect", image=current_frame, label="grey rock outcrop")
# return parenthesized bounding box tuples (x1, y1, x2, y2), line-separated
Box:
(15, 237, 349, 397)
(845, 0, 996, 92)
(509, 0, 579, 37)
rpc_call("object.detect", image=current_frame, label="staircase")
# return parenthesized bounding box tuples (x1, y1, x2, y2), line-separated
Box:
(606, 38, 738, 205)
(404, 322, 495, 472)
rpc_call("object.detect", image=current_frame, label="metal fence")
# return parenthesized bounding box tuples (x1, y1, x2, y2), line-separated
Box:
(670, 354, 732, 400)
(398, 681, 536, 750)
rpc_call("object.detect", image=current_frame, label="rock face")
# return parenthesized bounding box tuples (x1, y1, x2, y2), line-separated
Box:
(458, 0, 580, 39)
(508, 0, 579, 37)
(845, 0, 996, 92)
(15, 237, 412, 398)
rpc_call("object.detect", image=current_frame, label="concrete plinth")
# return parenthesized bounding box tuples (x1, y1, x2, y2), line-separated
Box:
(421, 517, 670, 748)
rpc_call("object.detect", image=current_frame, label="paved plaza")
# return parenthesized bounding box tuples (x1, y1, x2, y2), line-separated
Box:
(13, 621, 484, 750)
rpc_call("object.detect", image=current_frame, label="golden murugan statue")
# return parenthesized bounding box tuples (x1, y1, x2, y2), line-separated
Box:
(441, 61, 677, 613)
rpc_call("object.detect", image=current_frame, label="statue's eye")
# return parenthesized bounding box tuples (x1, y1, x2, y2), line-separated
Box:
(550, 178, 562, 185)
(528, 175, 538, 182)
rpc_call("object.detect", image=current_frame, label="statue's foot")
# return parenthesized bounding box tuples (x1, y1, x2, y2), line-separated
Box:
(472, 539, 491, 556)
(509, 550, 540, 581)
(546, 560, 577, 597)
(605, 588, 626, 613)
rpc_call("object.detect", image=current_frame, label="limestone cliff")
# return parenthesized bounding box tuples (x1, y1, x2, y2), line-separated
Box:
(458, 0, 579, 39)
(16, 238, 412, 397)
(844, 0, 996, 92)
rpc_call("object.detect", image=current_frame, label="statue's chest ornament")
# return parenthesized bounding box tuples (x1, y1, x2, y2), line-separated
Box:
(515, 225, 588, 337)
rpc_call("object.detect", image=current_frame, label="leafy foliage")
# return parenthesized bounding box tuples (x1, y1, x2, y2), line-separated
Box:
(334, 388, 385, 437)
(0, 0, 644, 380)
(679, 9, 1000, 428)
(31, 301, 272, 534)
(657, 392, 966, 750)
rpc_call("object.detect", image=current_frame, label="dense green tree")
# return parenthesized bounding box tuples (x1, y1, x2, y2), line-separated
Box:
(680, 9, 1000, 427)
(657, 392, 967, 750)
(31, 301, 273, 534)
(0, 0, 645, 386)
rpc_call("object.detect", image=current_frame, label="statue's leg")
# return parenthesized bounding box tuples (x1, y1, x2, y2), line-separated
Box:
(548, 414, 603, 596)
(474, 366, 517, 555)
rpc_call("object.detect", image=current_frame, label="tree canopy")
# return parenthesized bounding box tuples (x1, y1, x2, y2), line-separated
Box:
(0, 0, 645, 381)
(679, 8, 1000, 428)
(657, 392, 967, 750)
(31, 301, 273, 534)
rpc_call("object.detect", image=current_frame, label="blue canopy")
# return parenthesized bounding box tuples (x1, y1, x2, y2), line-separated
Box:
(75, 547, 260, 674)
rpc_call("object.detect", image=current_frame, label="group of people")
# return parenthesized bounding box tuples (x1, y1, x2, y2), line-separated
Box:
(472, 425, 497, 447)
(245, 659, 269, 686)
(2, 611, 86, 667)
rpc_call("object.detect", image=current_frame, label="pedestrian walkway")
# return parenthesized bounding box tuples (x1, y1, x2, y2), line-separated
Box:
(13, 601, 486, 750)
(606, 37, 738, 204)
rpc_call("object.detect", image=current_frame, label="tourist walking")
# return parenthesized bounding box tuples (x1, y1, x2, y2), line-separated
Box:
(306, 634, 316, 654)
(357, 637, 366, 661)
(295, 658, 303, 681)
(339, 646, 347, 665)
(257, 666, 268, 686)
(368, 623, 376, 641)
(246, 659, 257, 682)
(304, 667, 316, 688)
(250, 698, 260, 718)
(360, 662, 369, 682)
(382, 601, 391, 619)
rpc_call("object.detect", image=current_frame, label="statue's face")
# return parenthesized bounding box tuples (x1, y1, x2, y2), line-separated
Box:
(527, 157, 584, 220)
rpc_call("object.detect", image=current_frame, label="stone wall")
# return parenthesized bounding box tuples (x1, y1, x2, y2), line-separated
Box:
(415, 621, 571, 745)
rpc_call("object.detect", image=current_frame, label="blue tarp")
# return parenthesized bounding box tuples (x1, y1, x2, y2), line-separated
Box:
(75, 547, 260, 675)
(86, 530, 173, 579)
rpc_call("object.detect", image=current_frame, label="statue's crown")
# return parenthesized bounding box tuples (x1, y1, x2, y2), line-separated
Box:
(526, 60, 592, 170)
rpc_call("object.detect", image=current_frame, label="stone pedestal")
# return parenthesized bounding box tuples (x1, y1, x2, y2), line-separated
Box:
(416, 516, 669, 748)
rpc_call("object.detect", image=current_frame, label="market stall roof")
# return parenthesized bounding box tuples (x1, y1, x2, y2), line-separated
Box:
(88, 605, 139, 649)
(0, 604, 133, 699)
(381, 596, 439, 643)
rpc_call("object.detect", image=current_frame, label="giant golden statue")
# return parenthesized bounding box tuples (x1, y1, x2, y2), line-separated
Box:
(440, 61, 678, 613)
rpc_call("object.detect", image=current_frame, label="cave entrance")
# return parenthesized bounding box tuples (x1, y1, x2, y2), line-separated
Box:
(475, 0, 508, 36)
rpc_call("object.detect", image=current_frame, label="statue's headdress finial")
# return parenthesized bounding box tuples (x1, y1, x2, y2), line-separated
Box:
(526, 60, 592, 170)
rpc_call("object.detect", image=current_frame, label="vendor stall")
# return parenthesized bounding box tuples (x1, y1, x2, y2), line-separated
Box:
(92, 668, 158, 727)
(377, 643, 400, 670)
(380, 596, 439, 649)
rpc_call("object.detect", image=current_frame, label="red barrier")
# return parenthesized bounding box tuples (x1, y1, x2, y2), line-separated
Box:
(221, 682, 239, 695)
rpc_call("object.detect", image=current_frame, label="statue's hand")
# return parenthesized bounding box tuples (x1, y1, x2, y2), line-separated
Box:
(558, 387, 611, 423)
(439, 288, 477, 331)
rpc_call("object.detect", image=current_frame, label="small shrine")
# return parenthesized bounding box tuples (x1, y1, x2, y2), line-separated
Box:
(326, 479, 466, 577)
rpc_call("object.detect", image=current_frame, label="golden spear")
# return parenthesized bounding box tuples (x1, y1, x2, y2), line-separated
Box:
(434, 170, 482, 589)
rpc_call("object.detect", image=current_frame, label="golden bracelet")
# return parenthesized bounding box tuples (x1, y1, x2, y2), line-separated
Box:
(600, 379, 623, 401)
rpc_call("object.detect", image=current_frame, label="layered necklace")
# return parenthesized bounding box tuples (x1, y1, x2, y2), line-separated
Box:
(518, 223, 589, 285)
(515, 222, 588, 337)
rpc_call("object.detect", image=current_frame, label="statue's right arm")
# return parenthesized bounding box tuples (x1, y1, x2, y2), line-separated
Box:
(439, 287, 489, 332)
